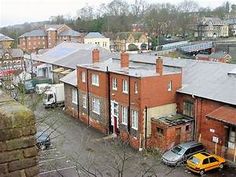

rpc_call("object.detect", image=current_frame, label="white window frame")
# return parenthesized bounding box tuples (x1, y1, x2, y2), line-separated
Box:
(82, 95, 87, 108)
(112, 78, 117, 90)
(92, 97, 100, 115)
(92, 74, 99, 86)
(134, 82, 138, 94)
(122, 79, 128, 93)
(121, 106, 128, 125)
(72, 89, 77, 104)
(168, 81, 172, 91)
(82, 71, 86, 83)
(131, 110, 138, 130)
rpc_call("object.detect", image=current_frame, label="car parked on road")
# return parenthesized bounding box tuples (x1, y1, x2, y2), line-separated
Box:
(36, 131, 51, 150)
(161, 141, 205, 166)
(186, 152, 226, 175)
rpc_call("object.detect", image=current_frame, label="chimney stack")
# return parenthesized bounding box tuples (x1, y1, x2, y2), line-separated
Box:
(120, 52, 129, 68)
(92, 49, 100, 63)
(156, 57, 163, 75)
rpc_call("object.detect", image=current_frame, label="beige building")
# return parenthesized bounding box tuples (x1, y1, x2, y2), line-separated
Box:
(83, 32, 110, 50)
(114, 32, 148, 52)
(0, 33, 14, 49)
(195, 17, 229, 39)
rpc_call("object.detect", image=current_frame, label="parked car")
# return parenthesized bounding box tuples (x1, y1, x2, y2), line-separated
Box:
(186, 152, 225, 175)
(161, 141, 205, 166)
(36, 131, 51, 150)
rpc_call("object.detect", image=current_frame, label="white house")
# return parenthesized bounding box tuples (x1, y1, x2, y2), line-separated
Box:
(84, 32, 110, 50)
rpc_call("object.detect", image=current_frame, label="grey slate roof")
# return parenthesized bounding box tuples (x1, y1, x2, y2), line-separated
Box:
(0, 33, 14, 41)
(84, 32, 106, 38)
(60, 70, 77, 86)
(33, 42, 117, 69)
(0, 48, 24, 58)
(19, 29, 46, 37)
(59, 29, 81, 37)
(130, 54, 236, 105)
(200, 17, 225, 26)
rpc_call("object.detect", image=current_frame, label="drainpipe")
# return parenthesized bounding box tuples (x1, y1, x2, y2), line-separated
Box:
(128, 75, 131, 133)
(77, 85, 79, 119)
(86, 69, 90, 126)
(145, 106, 148, 149)
(107, 66, 112, 134)
(193, 95, 198, 141)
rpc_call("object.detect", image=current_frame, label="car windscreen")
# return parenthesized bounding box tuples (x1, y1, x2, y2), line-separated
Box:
(171, 146, 185, 155)
(189, 156, 200, 165)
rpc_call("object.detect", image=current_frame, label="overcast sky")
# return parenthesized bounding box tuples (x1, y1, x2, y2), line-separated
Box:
(0, 0, 233, 27)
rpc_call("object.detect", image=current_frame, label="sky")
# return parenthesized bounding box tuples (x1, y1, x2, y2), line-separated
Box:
(0, 0, 233, 27)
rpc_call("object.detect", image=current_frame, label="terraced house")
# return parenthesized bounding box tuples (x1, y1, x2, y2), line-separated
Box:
(74, 50, 236, 162)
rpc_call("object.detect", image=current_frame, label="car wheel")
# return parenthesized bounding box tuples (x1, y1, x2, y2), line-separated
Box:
(219, 163, 224, 169)
(200, 170, 204, 176)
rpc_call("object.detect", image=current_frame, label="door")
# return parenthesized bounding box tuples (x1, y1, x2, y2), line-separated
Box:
(111, 101, 119, 134)
(175, 128, 181, 145)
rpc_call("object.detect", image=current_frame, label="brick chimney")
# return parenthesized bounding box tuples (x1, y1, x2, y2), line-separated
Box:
(120, 52, 129, 68)
(156, 57, 163, 76)
(92, 49, 100, 63)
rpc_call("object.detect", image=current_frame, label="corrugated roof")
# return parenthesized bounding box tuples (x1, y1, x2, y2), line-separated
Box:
(60, 70, 77, 86)
(19, 29, 46, 37)
(84, 32, 106, 38)
(207, 106, 236, 125)
(59, 29, 81, 37)
(0, 33, 14, 41)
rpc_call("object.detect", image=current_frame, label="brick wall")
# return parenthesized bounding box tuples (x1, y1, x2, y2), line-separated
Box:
(64, 84, 78, 119)
(0, 91, 39, 177)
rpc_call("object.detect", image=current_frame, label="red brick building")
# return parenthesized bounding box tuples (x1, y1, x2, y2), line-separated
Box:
(77, 50, 183, 149)
(196, 51, 232, 63)
(18, 24, 83, 53)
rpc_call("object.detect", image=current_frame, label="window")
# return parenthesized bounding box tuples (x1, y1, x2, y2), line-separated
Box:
(92, 74, 99, 86)
(121, 106, 128, 125)
(186, 125, 190, 131)
(203, 158, 209, 165)
(229, 127, 236, 143)
(168, 81, 172, 91)
(209, 157, 218, 163)
(122, 80, 128, 93)
(113, 102, 119, 116)
(131, 110, 138, 130)
(112, 78, 117, 90)
(92, 97, 100, 115)
(183, 101, 194, 117)
(72, 89, 77, 104)
(134, 82, 138, 94)
(82, 95, 87, 108)
(82, 71, 86, 83)
(157, 127, 164, 135)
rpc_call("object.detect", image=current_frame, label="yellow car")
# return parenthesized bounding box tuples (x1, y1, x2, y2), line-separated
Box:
(186, 152, 226, 175)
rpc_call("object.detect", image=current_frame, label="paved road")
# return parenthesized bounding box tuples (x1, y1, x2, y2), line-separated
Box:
(33, 102, 236, 177)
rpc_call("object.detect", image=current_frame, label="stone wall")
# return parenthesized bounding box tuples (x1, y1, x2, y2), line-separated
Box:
(0, 90, 39, 177)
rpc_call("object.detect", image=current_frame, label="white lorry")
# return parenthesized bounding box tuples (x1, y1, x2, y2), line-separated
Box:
(43, 83, 65, 108)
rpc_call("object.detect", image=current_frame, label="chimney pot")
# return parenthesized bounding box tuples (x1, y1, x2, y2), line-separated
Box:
(92, 49, 100, 63)
(120, 52, 129, 68)
(156, 57, 163, 75)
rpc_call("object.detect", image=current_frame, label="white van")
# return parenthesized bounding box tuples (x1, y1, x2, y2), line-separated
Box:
(35, 83, 51, 94)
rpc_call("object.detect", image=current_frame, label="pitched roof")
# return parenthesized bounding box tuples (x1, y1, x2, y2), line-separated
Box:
(0, 33, 14, 41)
(0, 48, 23, 58)
(206, 106, 236, 125)
(116, 32, 144, 40)
(200, 17, 225, 26)
(209, 51, 231, 59)
(59, 29, 81, 37)
(19, 29, 46, 37)
(84, 32, 106, 38)
(60, 70, 77, 86)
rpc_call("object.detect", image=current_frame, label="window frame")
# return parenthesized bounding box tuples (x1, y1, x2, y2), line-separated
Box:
(81, 71, 86, 83)
(122, 79, 128, 94)
(92, 97, 100, 115)
(168, 80, 172, 91)
(82, 94, 87, 108)
(91, 73, 99, 86)
(112, 77, 117, 90)
(183, 101, 194, 117)
(134, 81, 138, 94)
(131, 110, 138, 130)
(121, 106, 128, 125)
(72, 88, 77, 104)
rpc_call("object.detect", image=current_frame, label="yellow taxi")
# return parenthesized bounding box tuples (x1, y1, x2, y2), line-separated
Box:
(186, 152, 225, 175)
